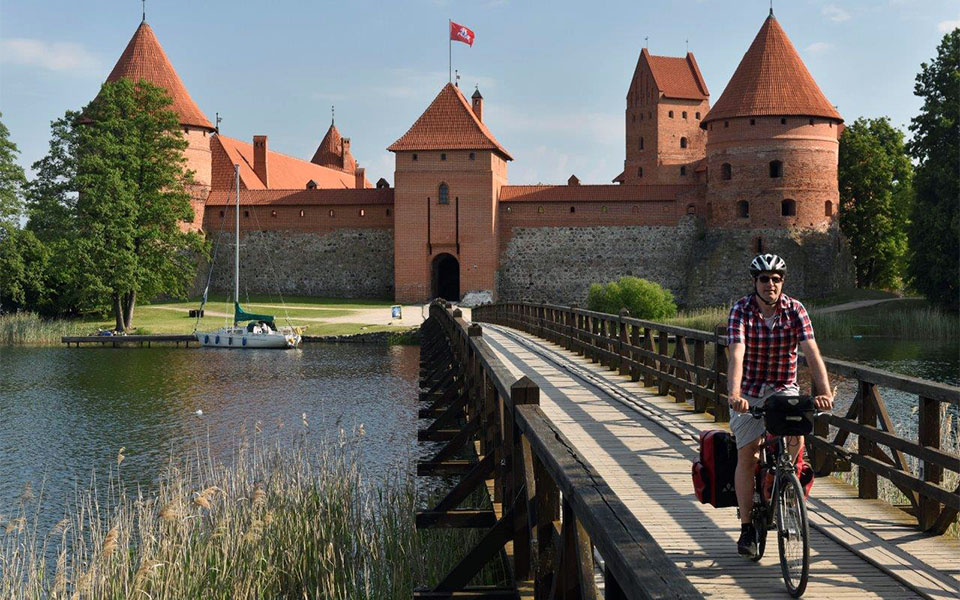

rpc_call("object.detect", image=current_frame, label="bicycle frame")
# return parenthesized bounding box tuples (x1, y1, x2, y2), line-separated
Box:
(754, 434, 800, 530)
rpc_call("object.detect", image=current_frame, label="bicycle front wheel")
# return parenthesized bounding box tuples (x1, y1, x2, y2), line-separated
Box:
(776, 472, 810, 597)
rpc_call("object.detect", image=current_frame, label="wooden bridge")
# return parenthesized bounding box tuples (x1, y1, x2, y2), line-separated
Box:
(414, 301, 960, 599)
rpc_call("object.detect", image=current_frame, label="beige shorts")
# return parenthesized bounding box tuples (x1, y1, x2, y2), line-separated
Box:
(730, 383, 800, 450)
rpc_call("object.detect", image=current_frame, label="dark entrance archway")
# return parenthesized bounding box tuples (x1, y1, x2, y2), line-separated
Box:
(432, 253, 460, 301)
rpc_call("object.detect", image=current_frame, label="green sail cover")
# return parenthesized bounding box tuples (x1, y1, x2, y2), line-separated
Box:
(234, 302, 276, 327)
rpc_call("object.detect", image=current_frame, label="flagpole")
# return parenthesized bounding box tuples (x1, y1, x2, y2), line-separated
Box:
(448, 19, 452, 83)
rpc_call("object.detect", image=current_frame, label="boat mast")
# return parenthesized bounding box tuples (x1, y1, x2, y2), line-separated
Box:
(234, 164, 240, 307)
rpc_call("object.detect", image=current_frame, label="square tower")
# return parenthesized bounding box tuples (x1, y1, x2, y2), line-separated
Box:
(388, 84, 511, 303)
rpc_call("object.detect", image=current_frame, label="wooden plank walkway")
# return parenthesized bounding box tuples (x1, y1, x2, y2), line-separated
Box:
(480, 323, 960, 600)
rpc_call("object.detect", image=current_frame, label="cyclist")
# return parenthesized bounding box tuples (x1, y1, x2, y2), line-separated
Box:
(727, 253, 834, 558)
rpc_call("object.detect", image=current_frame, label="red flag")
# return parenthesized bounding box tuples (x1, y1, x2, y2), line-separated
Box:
(450, 21, 475, 47)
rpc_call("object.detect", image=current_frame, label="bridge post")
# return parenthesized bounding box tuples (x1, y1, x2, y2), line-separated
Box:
(918, 395, 942, 530)
(618, 309, 630, 376)
(511, 377, 540, 582)
(858, 381, 879, 499)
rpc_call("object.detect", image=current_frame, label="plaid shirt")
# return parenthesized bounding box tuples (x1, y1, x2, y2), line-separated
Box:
(727, 293, 815, 398)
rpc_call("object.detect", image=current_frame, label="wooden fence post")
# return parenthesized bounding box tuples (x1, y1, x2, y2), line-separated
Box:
(918, 395, 942, 529)
(858, 381, 879, 499)
(618, 309, 629, 376)
(511, 377, 539, 582)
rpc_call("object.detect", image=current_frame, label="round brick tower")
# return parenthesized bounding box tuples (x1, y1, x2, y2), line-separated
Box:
(103, 21, 216, 232)
(701, 12, 843, 231)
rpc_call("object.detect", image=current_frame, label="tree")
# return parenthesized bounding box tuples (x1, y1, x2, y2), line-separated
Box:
(838, 117, 913, 289)
(0, 113, 27, 225)
(0, 223, 50, 313)
(587, 276, 678, 320)
(906, 29, 959, 311)
(27, 79, 205, 329)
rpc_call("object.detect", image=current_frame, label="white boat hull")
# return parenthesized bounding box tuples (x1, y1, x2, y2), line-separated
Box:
(195, 328, 300, 349)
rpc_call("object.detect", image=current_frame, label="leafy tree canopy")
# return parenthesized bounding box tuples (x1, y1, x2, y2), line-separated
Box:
(906, 29, 959, 311)
(838, 117, 913, 289)
(0, 113, 27, 225)
(587, 276, 678, 320)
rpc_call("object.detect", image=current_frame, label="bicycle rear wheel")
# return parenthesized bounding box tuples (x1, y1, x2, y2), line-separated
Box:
(777, 472, 810, 597)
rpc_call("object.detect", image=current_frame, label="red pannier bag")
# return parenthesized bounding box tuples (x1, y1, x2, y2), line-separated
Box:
(692, 430, 738, 508)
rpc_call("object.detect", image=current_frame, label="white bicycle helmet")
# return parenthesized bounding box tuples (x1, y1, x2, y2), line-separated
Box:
(750, 253, 786, 277)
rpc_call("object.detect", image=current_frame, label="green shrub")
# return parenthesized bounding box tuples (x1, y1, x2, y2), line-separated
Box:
(587, 276, 678, 320)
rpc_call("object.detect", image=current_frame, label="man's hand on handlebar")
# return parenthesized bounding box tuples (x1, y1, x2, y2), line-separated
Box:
(814, 393, 833, 411)
(729, 394, 749, 413)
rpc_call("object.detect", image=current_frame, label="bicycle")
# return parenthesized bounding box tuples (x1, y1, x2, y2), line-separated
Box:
(745, 394, 818, 597)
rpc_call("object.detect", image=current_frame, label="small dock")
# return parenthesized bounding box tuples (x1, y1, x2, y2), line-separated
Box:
(62, 334, 196, 348)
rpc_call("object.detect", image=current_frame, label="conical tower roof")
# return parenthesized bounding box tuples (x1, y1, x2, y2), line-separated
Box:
(311, 122, 343, 167)
(387, 83, 511, 160)
(105, 22, 213, 130)
(701, 14, 841, 127)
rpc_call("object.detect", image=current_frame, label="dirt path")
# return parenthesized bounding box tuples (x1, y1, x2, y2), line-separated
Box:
(147, 304, 442, 327)
(810, 297, 913, 315)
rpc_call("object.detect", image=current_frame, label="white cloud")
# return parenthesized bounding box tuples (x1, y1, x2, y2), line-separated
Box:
(937, 17, 960, 33)
(0, 38, 100, 72)
(822, 5, 851, 23)
(805, 42, 834, 55)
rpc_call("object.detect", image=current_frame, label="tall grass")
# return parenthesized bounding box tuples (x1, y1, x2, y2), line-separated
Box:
(0, 312, 87, 346)
(0, 430, 498, 599)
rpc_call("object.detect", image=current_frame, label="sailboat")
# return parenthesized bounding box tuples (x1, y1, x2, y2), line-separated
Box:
(195, 165, 302, 349)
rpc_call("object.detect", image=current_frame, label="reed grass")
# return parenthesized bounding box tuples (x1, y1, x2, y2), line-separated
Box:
(0, 312, 87, 346)
(0, 429, 497, 598)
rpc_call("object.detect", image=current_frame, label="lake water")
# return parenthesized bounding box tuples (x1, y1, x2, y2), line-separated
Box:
(0, 343, 421, 535)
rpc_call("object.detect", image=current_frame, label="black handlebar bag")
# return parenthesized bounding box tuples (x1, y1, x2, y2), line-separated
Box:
(763, 394, 815, 436)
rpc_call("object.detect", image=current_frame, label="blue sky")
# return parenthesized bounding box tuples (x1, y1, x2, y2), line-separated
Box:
(1, 1, 957, 186)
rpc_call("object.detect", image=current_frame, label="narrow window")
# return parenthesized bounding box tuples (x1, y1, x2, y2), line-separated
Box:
(505, 206, 512, 213)
(271, 210, 277, 217)
(570, 206, 576, 213)
(680, 137, 688, 149)
(682, 111, 688, 119)
(737, 200, 750, 218)
(359, 209, 365, 217)
(824, 200, 833, 216)
(639, 136, 644, 150)
(412, 153, 418, 161)
(602, 205, 609, 213)
(696, 112, 701, 119)
(219, 210, 224, 217)
(755, 236, 764, 253)
(328, 209, 334, 217)
(781, 199, 796, 216)
(637, 167, 643, 177)
(809, 118, 815, 125)
(440, 153, 447, 161)
(243, 210, 249, 218)
(438, 183, 449, 205)
(686, 204, 696, 215)
(769, 160, 783, 178)
(469, 152, 475, 160)
(680, 166, 687, 176)
(537, 206, 544, 214)
(724, 121, 729, 128)
(781, 117, 787, 125)
(750, 118, 756, 126)
(632, 114, 636, 123)
(300, 210, 305, 217)
(386, 208, 391, 216)
(721, 163, 732, 180)
(669, 110, 674, 118)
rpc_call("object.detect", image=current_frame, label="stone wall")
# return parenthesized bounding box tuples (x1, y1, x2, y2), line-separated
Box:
(206, 229, 394, 298)
(496, 219, 854, 308)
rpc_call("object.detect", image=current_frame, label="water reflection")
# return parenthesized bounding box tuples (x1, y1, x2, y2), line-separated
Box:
(0, 343, 421, 533)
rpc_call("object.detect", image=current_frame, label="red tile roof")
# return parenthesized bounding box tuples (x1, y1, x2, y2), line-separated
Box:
(387, 83, 512, 159)
(206, 188, 392, 206)
(702, 15, 842, 127)
(642, 49, 709, 100)
(105, 22, 213, 130)
(499, 184, 695, 203)
(214, 135, 368, 190)
(311, 122, 344, 168)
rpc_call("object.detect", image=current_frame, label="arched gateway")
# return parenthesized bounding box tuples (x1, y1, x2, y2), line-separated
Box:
(432, 253, 460, 301)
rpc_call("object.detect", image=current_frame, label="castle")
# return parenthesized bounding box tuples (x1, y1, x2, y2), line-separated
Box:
(96, 11, 853, 307)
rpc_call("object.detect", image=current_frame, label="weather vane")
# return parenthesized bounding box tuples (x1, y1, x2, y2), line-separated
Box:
(331, 105, 335, 125)
(215, 112, 222, 133)
(455, 69, 460, 87)
(644, 36, 649, 49)
(142, 0, 146, 22)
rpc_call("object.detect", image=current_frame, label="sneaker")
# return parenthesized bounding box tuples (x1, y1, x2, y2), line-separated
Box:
(738, 524, 758, 558)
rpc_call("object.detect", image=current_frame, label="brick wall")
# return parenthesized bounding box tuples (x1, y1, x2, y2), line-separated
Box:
(182, 126, 212, 232)
(704, 116, 840, 230)
(202, 202, 392, 234)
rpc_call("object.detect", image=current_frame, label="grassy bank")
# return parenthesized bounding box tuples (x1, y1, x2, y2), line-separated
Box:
(666, 299, 959, 340)
(0, 432, 500, 599)
(1, 295, 414, 346)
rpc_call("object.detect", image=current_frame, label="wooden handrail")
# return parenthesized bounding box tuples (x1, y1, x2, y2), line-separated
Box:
(472, 301, 960, 535)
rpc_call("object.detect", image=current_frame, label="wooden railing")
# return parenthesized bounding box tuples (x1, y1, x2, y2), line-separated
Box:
(415, 301, 702, 599)
(472, 302, 960, 535)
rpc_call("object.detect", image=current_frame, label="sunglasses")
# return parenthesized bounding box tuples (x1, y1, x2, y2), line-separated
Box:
(756, 275, 783, 284)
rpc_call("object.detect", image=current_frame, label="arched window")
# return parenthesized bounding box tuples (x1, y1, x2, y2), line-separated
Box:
(569, 206, 576, 213)
(737, 200, 750, 219)
(721, 163, 732, 180)
(824, 200, 833, 216)
(682, 111, 688, 119)
(680, 166, 687, 176)
(438, 183, 449, 205)
(668, 110, 674, 118)
(696, 112, 701, 120)
(639, 137, 644, 150)
(537, 206, 544, 214)
(680, 137, 688, 149)
(769, 160, 783, 178)
(781, 199, 796, 216)
(637, 167, 643, 178)
(359, 209, 365, 217)
(686, 204, 696, 215)
(328, 209, 334, 217)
